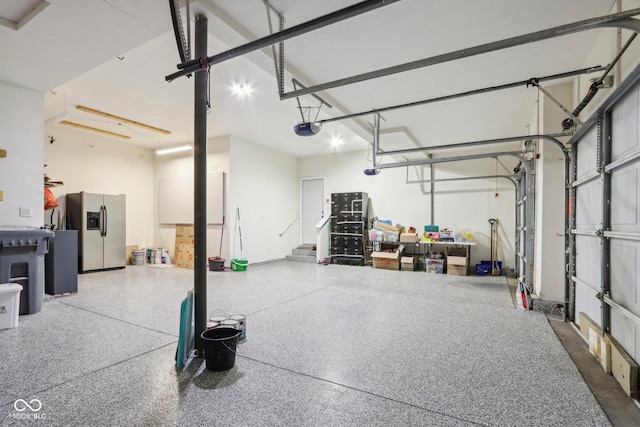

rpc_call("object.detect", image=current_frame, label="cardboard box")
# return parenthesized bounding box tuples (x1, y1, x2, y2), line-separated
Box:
(175, 224, 195, 238)
(447, 265, 467, 276)
(371, 251, 401, 270)
(175, 224, 195, 268)
(446, 247, 468, 266)
(401, 256, 417, 271)
(125, 245, 139, 265)
(175, 252, 194, 269)
(446, 248, 467, 275)
(400, 233, 419, 243)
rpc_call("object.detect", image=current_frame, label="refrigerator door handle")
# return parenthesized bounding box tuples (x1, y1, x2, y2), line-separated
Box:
(99, 205, 105, 237)
(103, 205, 108, 237)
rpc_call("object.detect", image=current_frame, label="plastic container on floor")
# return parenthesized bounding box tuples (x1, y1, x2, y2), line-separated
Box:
(208, 257, 225, 271)
(201, 327, 242, 371)
(231, 259, 248, 271)
(132, 250, 145, 265)
(476, 261, 502, 276)
(0, 283, 22, 330)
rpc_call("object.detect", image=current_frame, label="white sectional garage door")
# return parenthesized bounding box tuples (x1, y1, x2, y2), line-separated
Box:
(573, 83, 640, 363)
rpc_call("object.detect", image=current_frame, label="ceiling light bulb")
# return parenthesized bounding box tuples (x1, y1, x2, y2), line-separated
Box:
(330, 136, 343, 147)
(231, 83, 252, 97)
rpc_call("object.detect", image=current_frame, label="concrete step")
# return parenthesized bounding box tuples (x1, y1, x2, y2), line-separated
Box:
(293, 248, 316, 256)
(286, 254, 317, 263)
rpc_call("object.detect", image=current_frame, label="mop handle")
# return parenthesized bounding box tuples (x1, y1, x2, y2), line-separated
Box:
(237, 207, 243, 254)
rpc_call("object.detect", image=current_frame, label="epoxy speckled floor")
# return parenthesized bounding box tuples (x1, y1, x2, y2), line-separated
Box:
(0, 262, 611, 426)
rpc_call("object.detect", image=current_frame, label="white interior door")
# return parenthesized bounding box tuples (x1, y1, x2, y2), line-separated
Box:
(301, 178, 324, 245)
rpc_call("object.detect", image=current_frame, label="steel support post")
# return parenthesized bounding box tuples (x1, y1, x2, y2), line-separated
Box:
(193, 14, 208, 351)
(429, 155, 434, 224)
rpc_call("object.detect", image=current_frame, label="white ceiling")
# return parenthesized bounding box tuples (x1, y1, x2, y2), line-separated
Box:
(0, 0, 624, 159)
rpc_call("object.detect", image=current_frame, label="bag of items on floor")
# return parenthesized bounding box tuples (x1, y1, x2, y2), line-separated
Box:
(516, 281, 532, 310)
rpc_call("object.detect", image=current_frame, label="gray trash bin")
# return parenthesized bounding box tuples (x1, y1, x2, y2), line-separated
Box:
(0, 227, 53, 315)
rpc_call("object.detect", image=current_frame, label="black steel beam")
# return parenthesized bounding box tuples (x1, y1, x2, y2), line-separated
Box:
(166, 0, 401, 82)
(319, 66, 605, 124)
(280, 10, 640, 100)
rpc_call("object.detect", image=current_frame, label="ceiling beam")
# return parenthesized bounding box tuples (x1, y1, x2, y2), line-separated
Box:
(60, 121, 131, 140)
(76, 105, 171, 135)
(281, 9, 640, 100)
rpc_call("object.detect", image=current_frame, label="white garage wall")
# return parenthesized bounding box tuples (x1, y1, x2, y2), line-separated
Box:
(228, 136, 299, 264)
(299, 149, 516, 269)
(534, 82, 573, 302)
(0, 82, 44, 227)
(153, 136, 231, 265)
(43, 125, 155, 248)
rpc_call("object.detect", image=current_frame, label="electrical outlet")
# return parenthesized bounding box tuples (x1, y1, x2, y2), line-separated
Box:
(19, 207, 32, 217)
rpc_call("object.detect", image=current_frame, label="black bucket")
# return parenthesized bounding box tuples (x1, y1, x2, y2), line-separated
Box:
(208, 257, 225, 271)
(201, 327, 241, 371)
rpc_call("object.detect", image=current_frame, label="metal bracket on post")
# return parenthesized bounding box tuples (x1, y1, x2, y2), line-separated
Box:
(592, 75, 614, 88)
(531, 81, 584, 127)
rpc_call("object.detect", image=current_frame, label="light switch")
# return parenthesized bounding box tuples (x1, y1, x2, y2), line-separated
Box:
(19, 207, 32, 217)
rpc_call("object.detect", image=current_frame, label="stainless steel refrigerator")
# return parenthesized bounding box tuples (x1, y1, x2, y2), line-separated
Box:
(66, 192, 126, 273)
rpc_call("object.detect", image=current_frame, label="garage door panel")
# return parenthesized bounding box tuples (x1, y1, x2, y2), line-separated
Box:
(610, 240, 639, 316)
(575, 180, 602, 229)
(575, 280, 601, 329)
(576, 126, 599, 180)
(612, 86, 639, 162)
(610, 308, 638, 361)
(610, 163, 639, 233)
(575, 235, 601, 289)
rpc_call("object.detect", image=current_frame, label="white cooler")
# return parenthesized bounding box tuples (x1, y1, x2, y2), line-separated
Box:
(0, 283, 23, 330)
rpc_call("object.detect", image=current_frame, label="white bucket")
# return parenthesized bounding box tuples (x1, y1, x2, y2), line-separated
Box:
(229, 314, 246, 340)
(132, 250, 145, 266)
(219, 319, 239, 329)
(154, 249, 160, 264)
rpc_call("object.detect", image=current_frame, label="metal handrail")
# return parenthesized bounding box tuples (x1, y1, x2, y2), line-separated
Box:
(278, 216, 298, 237)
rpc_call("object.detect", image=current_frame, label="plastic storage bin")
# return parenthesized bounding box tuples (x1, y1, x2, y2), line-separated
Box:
(0, 227, 53, 315)
(231, 259, 248, 271)
(0, 283, 22, 330)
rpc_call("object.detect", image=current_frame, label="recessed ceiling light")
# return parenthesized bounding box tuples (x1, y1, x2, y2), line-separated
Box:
(330, 136, 343, 147)
(231, 82, 253, 97)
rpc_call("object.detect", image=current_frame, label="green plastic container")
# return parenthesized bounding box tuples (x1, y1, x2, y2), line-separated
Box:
(231, 259, 248, 271)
